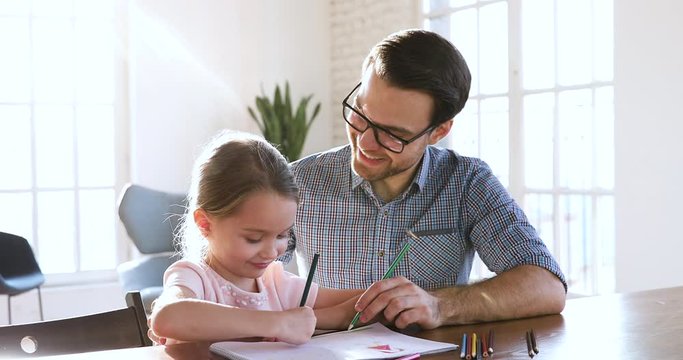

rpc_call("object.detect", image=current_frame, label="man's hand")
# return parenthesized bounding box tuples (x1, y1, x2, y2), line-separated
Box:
(354, 276, 442, 329)
(357, 265, 565, 329)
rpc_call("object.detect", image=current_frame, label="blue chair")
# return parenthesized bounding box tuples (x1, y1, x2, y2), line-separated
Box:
(117, 184, 186, 314)
(0, 232, 44, 325)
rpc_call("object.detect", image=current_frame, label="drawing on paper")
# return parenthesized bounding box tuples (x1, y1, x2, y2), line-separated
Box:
(368, 343, 404, 353)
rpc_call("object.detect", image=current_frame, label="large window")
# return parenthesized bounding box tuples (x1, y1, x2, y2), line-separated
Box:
(423, 0, 614, 294)
(0, 0, 125, 282)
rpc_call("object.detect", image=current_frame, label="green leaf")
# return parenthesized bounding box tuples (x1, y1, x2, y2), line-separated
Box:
(246, 82, 320, 160)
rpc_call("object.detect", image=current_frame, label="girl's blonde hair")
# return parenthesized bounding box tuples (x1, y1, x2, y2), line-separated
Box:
(177, 130, 298, 261)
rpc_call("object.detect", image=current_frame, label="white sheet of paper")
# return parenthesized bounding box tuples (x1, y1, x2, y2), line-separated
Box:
(209, 322, 458, 360)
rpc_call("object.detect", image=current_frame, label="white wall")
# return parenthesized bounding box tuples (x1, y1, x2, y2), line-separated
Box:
(1, 0, 332, 325)
(1, 283, 125, 324)
(10, 0, 681, 324)
(614, 0, 683, 292)
(128, 0, 331, 193)
(329, 0, 419, 145)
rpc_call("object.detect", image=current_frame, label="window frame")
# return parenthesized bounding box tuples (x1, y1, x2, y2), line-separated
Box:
(0, 1, 130, 286)
(421, 0, 615, 294)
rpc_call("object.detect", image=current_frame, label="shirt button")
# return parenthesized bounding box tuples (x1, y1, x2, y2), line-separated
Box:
(383, 210, 389, 217)
(378, 250, 384, 257)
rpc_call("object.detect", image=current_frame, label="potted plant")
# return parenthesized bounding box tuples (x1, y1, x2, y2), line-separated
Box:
(247, 82, 321, 161)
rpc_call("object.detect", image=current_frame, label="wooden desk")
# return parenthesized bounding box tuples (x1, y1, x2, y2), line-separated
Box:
(36, 286, 683, 359)
(417, 285, 683, 359)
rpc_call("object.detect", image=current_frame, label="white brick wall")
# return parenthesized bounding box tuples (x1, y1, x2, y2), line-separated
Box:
(329, 0, 420, 146)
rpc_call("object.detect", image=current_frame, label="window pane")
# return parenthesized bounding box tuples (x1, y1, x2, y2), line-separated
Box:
(0, 192, 33, 244)
(0, 18, 31, 102)
(35, 105, 75, 188)
(524, 193, 554, 253)
(73, 0, 114, 18)
(427, 15, 450, 38)
(521, 0, 555, 90)
(80, 189, 116, 270)
(523, 93, 554, 189)
(559, 194, 593, 294)
(423, 0, 450, 13)
(596, 195, 614, 293)
(450, 0, 476, 7)
(0, 0, 29, 15)
(37, 190, 76, 273)
(450, 99, 479, 156)
(75, 19, 115, 103)
(0, 105, 32, 189)
(557, 0, 592, 86)
(451, 9, 478, 96)
(31, 0, 73, 17)
(594, 0, 613, 81)
(479, 2, 508, 94)
(558, 89, 592, 189)
(479, 97, 509, 186)
(33, 18, 74, 103)
(77, 105, 115, 186)
(595, 86, 614, 190)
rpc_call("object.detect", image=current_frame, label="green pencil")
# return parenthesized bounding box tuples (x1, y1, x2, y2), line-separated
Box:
(347, 231, 416, 330)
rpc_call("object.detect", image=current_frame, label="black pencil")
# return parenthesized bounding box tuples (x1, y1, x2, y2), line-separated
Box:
(487, 329, 494, 354)
(476, 335, 483, 360)
(299, 253, 319, 306)
(525, 331, 535, 358)
(530, 328, 539, 354)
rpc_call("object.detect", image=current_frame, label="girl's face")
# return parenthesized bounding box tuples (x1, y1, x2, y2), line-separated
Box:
(195, 190, 297, 292)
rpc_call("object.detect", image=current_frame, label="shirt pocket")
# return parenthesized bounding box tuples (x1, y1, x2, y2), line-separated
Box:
(406, 229, 466, 290)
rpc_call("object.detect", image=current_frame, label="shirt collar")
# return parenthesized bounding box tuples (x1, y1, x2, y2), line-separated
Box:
(349, 146, 432, 193)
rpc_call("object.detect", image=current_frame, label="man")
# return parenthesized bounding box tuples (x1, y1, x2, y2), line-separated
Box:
(284, 29, 566, 330)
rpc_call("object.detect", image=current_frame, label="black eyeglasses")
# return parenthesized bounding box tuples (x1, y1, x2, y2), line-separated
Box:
(342, 82, 435, 154)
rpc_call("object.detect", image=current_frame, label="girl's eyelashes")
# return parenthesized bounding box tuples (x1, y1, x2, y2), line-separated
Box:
(245, 237, 262, 244)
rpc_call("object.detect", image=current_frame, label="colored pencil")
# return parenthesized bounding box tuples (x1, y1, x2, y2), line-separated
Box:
(482, 331, 489, 358)
(465, 332, 472, 360)
(460, 333, 468, 359)
(347, 237, 412, 330)
(530, 328, 539, 354)
(471, 332, 477, 359)
(299, 253, 319, 306)
(487, 329, 495, 354)
(525, 331, 535, 358)
(476, 335, 483, 360)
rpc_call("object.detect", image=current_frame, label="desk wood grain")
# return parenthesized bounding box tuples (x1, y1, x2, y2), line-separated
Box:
(35, 286, 683, 359)
(417, 285, 683, 359)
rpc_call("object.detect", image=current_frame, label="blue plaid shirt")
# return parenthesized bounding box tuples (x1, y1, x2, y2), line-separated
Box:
(283, 145, 566, 291)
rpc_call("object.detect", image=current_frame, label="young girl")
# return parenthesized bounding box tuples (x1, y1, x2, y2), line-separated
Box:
(149, 131, 362, 345)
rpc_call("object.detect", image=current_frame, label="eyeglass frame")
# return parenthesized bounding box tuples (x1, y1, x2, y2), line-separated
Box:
(341, 82, 435, 154)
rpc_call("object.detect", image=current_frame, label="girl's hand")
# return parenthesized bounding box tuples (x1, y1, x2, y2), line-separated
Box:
(148, 328, 167, 345)
(147, 317, 167, 345)
(273, 306, 316, 345)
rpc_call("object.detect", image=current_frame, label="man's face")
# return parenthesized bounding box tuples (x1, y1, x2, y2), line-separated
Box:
(346, 66, 441, 185)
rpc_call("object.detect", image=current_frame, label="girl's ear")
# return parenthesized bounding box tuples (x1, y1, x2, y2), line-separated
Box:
(194, 209, 212, 237)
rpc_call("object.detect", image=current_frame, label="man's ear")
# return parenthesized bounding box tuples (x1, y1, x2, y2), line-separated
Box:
(428, 119, 453, 145)
(194, 209, 212, 237)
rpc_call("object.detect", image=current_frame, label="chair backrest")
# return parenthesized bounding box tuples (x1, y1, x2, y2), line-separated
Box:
(0, 291, 152, 357)
(118, 183, 187, 254)
(0, 232, 44, 296)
